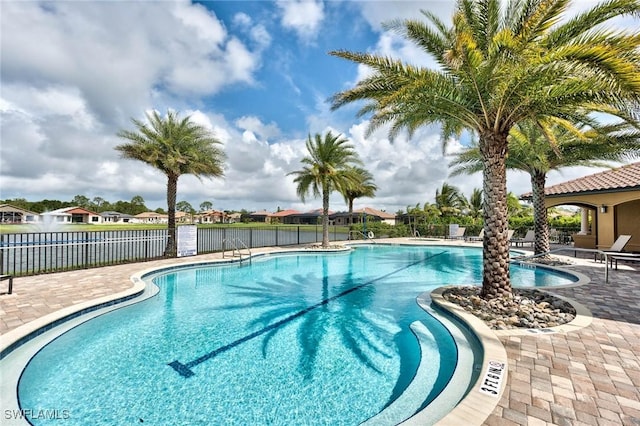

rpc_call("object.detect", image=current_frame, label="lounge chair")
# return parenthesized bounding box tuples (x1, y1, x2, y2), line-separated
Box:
(599, 234, 632, 263)
(466, 229, 484, 242)
(609, 252, 640, 269)
(447, 226, 466, 240)
(510, 230, 535, 247)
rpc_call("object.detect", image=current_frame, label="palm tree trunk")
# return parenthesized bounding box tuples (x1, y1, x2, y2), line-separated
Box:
(348, 198, 354, 228)
(532, 170, 550, 256)
(480, 132, 512, 299)
(322, 186, 330, 248)
(165, 174, 178, 257)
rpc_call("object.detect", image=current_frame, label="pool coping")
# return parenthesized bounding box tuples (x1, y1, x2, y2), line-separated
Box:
(0, 242, 591, 425)
(428, 285, 593, 425)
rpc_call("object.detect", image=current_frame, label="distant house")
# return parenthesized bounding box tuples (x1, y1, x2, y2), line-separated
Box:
(250, 210, 272, 223)
(133, 212, 169, 224)
(270, 209, 301, 224)
(286, 209, 328, 225)
(227, 212, 242, 223)
(198, 210, 228, 224)
(331, 207, 397, 226)
(0, 204, 41, 224)
(100, 211, 134, 224)
(175, 211, 193, 223)
(42, 206, 102, 224)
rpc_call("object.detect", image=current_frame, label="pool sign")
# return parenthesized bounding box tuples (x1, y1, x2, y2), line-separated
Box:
(177, 225, 197, 257)
(479, 360, 506, 397)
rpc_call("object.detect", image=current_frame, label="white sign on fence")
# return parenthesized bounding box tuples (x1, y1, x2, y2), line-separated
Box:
(177, 225, 197, 257)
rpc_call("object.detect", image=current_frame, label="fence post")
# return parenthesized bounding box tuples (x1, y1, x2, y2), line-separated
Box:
(222, 227, 226, 251)
(0, 234, 4, 275)
(144, 229, 149, 260)
(297, 226, 300, 245)
(275, 226, 279, 246)
(84, 231, 89, 269)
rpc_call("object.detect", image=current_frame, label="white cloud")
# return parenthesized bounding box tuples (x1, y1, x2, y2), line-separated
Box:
(235, 116, 281, 140)
(356, 1, 455, 33)
(172, 1, 227, 44)
(276, 0, 324, 42)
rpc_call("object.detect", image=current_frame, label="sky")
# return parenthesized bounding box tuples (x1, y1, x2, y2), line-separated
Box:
(1, 0, 636, 214)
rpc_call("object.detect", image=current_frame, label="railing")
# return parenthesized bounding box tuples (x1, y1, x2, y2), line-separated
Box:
(404, 224, 581, 240)
(222, 238, 252, 263)
(348, 230, 377, 243)
(0, 226, 349, 276)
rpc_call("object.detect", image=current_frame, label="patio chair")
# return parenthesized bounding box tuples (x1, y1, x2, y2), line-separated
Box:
(609, 252, 640, 269)
(510, 230, 535, 247)
(599, 234, 632, 263)
(448, 226, 466, 240)
(466, 229, 484, 242)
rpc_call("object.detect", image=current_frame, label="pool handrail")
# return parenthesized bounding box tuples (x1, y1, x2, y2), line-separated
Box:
(222, 238, 252, 263)
(348, 230, 377, 243)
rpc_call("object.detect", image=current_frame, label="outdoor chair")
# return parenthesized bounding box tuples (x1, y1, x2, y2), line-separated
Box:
(510, 230, 535, 247)
(448, 227, 466, 240)
(599, 234, 632, 263)
(609, 252, 640, 269)
(466, 229, 484, 242)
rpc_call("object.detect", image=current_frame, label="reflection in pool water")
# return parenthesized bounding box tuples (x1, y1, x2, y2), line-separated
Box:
(18, 245, 576, 425)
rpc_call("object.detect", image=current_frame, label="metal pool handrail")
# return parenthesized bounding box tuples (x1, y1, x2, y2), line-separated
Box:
(222, 238, 252, 263)
(348, 230, 377, 243)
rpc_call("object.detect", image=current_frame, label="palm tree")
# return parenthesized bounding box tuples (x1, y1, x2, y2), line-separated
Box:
(468, 188, 483, 223)
(116, 110, 226, 257)
(288, 131, 363, 248)
(340, 166, 378, 226)
(435, 182, 468, 221)
(450, 120, 640, 255)
(330, 0, 640, 299)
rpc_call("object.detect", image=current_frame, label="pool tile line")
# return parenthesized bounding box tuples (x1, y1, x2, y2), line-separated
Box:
(168, 250, 450, 378)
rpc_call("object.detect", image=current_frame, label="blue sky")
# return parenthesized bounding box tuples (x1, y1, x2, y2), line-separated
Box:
(0, 0, 634, 213)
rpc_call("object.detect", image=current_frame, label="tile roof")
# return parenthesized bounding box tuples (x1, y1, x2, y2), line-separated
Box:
(271, 209, 301, 217)
(135, 212, 168, 218)
(353, 207, 396, 219)
(0, 204, 39, 215)
(524, 162, 640, 198)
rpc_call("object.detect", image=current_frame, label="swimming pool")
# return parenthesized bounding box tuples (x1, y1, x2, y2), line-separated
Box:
(13, 244, 577, 425)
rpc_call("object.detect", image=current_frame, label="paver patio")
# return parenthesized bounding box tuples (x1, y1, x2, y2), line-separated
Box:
(0, 241, 638, 425)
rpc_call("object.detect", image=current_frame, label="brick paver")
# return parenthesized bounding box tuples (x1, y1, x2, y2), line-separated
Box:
(487, 257, 640, 426)
(1, 242, 638, 425)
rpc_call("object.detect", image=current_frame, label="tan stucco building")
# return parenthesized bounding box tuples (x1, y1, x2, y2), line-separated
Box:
(534, 162, 640, 252)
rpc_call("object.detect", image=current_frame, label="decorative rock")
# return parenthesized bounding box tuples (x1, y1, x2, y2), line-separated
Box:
(442, 286, 576, 330)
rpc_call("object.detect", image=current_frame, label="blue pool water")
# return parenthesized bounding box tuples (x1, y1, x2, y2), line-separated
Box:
(17, 245, 576, 425)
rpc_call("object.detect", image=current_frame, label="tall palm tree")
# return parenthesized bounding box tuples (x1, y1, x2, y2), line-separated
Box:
(435, 182, 468, 220)
(288, 131, 363, 248)
(468, 188, 483, 223)
(330, 0, 640, 299)
(450, 120, 640, 255)
(340, 166, 378, 226)
(116, 110, 226, 257)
